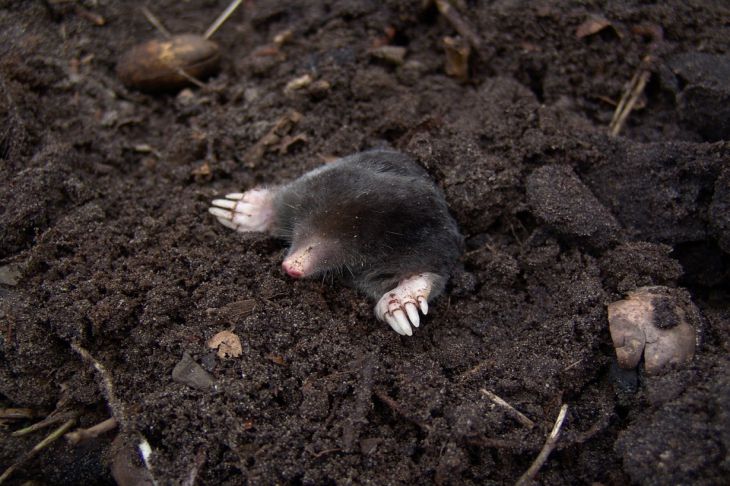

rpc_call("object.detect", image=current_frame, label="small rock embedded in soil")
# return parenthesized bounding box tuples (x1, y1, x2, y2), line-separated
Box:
(608, 286, 700, 375)
(0, 264, 22, 285)
(172, 352, 217, 391)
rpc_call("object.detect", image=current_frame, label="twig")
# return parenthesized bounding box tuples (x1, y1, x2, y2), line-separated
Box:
(0, 408, 36, 420)
(243, 111, 303, 165)
(434, 0, 484, 54)
(65, 417, 118, 445)
(465, 437, 536, 451)
(457, 358, 496, 381)
(182, 448, 207, 486)
(374, 389, 432, 432)
(480, 389, 535, 429)
(204, 0, 244, 39)
(11, 410, 78, 437)
(173, 66, 208, 89)
(563, 359, 582, 371)
(141, 7, 171, 38)
(312, 448, 342, 459)
(0, 418, 76, 484)
(71, 342, 126, 425)
(515, 404, 569, 486)
(609, 56, 653, 136)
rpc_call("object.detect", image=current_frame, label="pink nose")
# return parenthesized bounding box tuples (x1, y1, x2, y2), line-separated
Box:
(282, 261, 303, 278)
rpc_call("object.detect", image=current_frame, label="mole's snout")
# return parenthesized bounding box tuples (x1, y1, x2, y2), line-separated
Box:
(282, 242, 320, 279)
(282, 260, 304, 278)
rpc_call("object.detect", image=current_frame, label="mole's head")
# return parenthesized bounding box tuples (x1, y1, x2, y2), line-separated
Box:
(279, 202, 378, 279)
(281, 234, 345, 278)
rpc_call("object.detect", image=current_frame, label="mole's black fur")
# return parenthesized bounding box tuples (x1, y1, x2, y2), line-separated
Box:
(271, 150, 463, 299)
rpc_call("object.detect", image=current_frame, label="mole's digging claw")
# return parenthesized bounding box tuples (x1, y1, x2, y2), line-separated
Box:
(375, 273, 437, 336)
(209, 188, 275, 233)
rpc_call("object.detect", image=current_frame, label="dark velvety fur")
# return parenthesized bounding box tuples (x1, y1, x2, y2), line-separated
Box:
(271, 150, 463, 299)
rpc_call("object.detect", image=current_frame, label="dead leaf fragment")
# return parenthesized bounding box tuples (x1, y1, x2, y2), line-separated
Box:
(219, 298, 256, 322)
(276, 133, 308, 154)
(191, 162, 212, 181)
(243, 111, 303, 166)
(207, 331, 243, 359)
(443, 36, 470, 81)
(576, 15, 616, 39)
(266, 353, 286, 366)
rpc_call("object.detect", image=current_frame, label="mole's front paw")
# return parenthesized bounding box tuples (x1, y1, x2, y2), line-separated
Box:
(209, 188, 274, 233)
(375, 274, 434, 336)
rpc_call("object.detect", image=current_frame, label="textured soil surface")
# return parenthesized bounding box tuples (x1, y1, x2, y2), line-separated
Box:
(1, 1, 729, 484)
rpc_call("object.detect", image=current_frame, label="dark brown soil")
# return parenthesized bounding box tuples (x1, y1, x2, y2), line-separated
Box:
(1, 1, 728, 485)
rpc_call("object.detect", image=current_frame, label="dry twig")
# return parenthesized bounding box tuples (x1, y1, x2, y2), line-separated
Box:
(515, 404, 569, 486)
(608, 56, 654, 136)
(204, 0, 244, 39)
(65, 417, 119, 445)
(0, 418, 76, 484)
(480, 388, 535, 429)
(71, 342, 126, 424)
(11, 410, 78, 437)
(374, 389, 432, 432)
(141, 6, 171, 38)
(435, 0, 484, 54)
(0, 408, 36, 420)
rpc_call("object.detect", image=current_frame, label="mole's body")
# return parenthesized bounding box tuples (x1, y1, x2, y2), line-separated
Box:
(209, 150, 462, 335)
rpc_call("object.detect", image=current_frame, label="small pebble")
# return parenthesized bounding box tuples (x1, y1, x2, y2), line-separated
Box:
(172, 352, 217, 391)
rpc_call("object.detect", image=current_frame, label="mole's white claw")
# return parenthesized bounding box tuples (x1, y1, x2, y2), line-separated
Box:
(209, 188, 275, 233)
(419, 297, 428, 315)
(405, 302, 420, 328)
(209, 207, 232, 220)
(217, 217, 238, 230)
(374, 273, 437, 336)
(212, 198, 237, 209)
(393, 309, 413, 336)
(385, 314, 405, 335)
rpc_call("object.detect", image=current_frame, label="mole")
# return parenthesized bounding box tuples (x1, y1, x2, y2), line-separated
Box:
(208, 150, 463, 336)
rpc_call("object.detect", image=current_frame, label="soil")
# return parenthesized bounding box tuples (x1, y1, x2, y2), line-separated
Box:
(1, 1, 728, 485)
